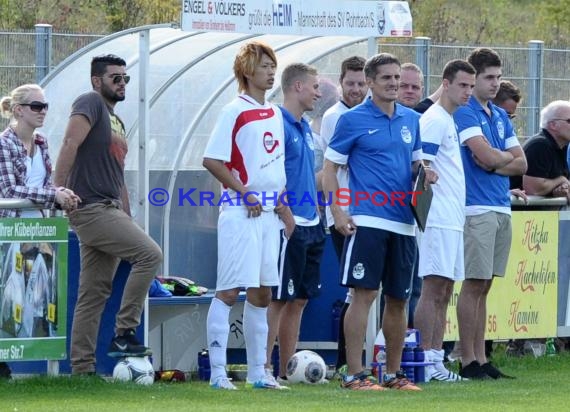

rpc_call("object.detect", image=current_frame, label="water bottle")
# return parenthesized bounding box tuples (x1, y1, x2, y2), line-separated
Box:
(413, 347, 425, 383)
(401, 347, 415, 382)
(331, 300, 343, 341)
(198, 349, 211, 381)
(271, 344, 280, 377)
(375, 345, 387, 381)
(545, 338, 556, 356)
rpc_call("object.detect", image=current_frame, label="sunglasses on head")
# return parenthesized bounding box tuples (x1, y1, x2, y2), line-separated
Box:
(108, 74, 130, 84)
(20, 101, 49, 112)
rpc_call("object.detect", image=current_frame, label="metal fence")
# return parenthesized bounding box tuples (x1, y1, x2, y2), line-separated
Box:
(1, 27, 570, 139)
(376, 38, 567, 141)
(0, 27, 103, 83)
(0, 26, 103, 118)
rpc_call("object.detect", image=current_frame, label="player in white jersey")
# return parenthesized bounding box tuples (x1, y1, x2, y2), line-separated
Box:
(205, 94, 286, 211)
(414, 59, 476, 382)
(319, 56, 368, 372)
(202, 41, 294, 390)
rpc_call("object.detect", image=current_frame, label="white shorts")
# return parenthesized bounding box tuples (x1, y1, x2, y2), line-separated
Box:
(216, 208, 282, 291)
(417, 227, 464, 281)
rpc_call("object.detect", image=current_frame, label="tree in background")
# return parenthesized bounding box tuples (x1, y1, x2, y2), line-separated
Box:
(0, 0, 38, 29)
(538, 0, 570, 46)
(0, 0, 179, 33)
(1, 0, 570, 47)
(411, 0, 569, 47)
(105, 0, 180, 32)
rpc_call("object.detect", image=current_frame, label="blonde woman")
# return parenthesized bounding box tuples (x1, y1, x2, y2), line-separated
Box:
(0, 84, 79, 216)
(0, 84, 80, 379)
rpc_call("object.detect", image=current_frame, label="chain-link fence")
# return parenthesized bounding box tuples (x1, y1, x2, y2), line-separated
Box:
(1, 29, 570, 139)
(0, 28, 103, 128)
(376, 39, 570, 140)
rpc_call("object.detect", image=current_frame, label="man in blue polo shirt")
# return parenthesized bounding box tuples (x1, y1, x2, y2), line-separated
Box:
(265, 63, 325, 383)
(323, 53, 437, 391)
(454, 48, 527, 380)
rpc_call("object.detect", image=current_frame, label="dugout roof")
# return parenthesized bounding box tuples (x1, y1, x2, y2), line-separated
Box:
(41, 25, 368, 279)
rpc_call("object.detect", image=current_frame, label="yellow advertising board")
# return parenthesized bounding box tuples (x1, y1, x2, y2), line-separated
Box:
(443, 211, 558, 341)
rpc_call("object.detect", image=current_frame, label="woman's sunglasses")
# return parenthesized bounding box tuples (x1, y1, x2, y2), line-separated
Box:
(20, 101, 49, 112)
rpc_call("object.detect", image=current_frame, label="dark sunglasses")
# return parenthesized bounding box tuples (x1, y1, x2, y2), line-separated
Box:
(20, 101, 49, 112)
(107, 74, 130, 84)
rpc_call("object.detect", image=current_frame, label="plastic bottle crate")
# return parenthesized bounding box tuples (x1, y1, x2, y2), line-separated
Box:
(371, 361, 433, 383)
(371, 328, 433, 383)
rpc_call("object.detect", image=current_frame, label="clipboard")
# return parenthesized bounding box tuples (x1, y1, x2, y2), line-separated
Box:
(410, 164, 433, 232)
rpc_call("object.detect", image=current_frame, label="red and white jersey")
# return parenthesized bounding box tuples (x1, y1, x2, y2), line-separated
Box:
(204, 94, 286, 210)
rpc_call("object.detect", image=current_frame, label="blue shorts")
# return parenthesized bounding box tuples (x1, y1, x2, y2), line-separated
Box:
(273, 224, 326, 300)
(339, 227, 416, 300)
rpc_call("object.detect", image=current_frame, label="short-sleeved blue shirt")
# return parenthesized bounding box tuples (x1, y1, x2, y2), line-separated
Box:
(325, 98, 422, 235)
(280, 106, 318, 223)
(454, 96, 520, 214)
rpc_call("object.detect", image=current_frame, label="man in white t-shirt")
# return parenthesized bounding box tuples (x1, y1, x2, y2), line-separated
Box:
(319, 56, 368, 372)
(414, 59, 476, 382)
(202, 41, 294, 390)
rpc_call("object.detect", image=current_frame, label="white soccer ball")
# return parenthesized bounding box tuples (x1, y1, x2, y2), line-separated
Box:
(285, 350, 327, 384)
(112, 356, 155, 385)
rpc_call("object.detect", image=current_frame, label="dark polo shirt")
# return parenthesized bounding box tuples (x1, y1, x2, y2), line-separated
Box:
(510, 129, 568, 191)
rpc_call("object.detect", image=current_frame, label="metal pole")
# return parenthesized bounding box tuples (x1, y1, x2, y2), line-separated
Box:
(138, 29, 151, 348)
(35, 24, 52, 83)
(415, 36, 431, 98)
(365, 35, 378, 371)
(138, 29, 150, 234)
(367, 36, 378, 57)
(527, 40, 544, 137)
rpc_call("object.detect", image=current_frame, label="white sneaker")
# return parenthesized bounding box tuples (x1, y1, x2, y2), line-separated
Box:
(425, 364, 437, 382)
(247, 372, 290, 390)
(430, 363, 466, 382)
(276, 376, 290, 385)
(210, 376, 238, 390)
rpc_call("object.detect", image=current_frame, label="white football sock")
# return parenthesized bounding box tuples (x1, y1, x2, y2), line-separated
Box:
(243, 301, 268, 383)
(206, 297, 231, 382)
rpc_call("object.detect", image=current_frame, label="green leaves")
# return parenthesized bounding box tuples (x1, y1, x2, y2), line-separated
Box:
(0, 0, 180, 33)
(410, 0, 569, 47)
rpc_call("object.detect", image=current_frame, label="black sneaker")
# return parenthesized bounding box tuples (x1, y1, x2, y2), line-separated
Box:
(459, 361, 490, 380)
(481, 362, 515, 379)
(107, 329, 152, 358)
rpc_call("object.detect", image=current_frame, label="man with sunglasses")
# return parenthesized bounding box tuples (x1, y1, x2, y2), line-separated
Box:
(55, 54, 163, 376)
(493, 80, 521, 121)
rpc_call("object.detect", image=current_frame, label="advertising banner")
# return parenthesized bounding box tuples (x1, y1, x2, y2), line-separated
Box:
(0, 218, 68, 361)
(444, 211, 558, 341)
(181, 0, 412, 37)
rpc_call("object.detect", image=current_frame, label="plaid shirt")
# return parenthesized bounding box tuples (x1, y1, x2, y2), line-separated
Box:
(0, 126, 57, 217)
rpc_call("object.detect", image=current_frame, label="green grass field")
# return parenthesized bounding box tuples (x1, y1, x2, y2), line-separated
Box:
(1, 352, 568, 412)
